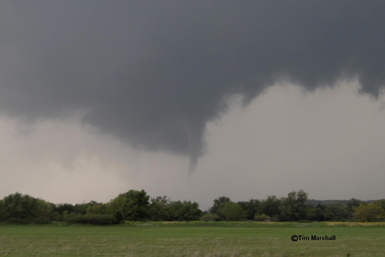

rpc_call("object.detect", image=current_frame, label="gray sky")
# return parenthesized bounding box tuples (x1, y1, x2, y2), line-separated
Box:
(1, 1, 385, 210)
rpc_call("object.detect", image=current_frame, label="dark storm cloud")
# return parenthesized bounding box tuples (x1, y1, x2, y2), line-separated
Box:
(1, 1, 385, 166)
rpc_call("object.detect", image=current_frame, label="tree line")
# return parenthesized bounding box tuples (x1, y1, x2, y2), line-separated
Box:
(0, 189, 384, 224)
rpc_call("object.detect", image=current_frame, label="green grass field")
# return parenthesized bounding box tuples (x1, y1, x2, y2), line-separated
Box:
(0, 222, 384, 257)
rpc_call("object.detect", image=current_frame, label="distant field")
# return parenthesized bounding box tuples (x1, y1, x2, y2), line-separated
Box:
(0, 222, 384, 257)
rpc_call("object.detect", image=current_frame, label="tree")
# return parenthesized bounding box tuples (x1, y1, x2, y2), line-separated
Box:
(86, 202, 108, 215)
(3, 192, 39, 220)
(373, 199, 385, 211)
(353, 203, 385, 222)
(210, 196, 231, 219)
(167, 201, 202, 221)
(221, 202, 248, 221)
(109, 190, 150, 221)
(324, 202, 349, 221)
(54, 203, 74, 215)
(279, 190, 309, 221)
(35, 199, 54, 222)
(261, 195, 281, 219)
(2, 192, 53, 223)
(178, 201, 202, 221)
(73, 201, 97, 215)
(237, 199, 261, 220)
(346, 198, 362, 219)
(308, 203, 326, 221)
(51, 203, 75, 221)
(0, 200, 5, 222)
(148, 196, 171, 221)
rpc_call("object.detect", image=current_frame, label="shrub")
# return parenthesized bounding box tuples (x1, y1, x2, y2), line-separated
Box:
(221, 202, 248, 221)
(254, 214, 271, 221)
(353, 203, 385, 222)
(200, 213, 221, 221)
(65, 214, 120, 225)
(5, 217, 31, 224)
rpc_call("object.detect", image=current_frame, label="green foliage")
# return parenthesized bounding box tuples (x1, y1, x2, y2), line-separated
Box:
(200, 213, 221, 221)
(86, 202, 108, 215)
(52, 202, 97, 222)
(0, 200, 5, 222)
(113, 210, 124, 223)
(308, 204, 326, 221)
(109, 189, 150, 221)
(167, 201, 202, 221)
(374, 199, 385, 211)
(148, 197, 202, 221)
(346, 198, 363, 218)
(279, 190, 309, 221)
(237, 199, 261, 220)
(324, 202, 349, 221)
(254, 214, 271, 221)
(73, 202, 94, 215)
(148, 196, 171, 221)
(179, 201, 202, 221)
(261, 195, 281, 219)
(1, 192, 53, 223)
(220, 202, 248, 221)
(209, 197, 249, 221)
(353, 203, 385, 222)
(3, 192, 38, 220)
(54, 203, 75, 215)
(210, 196, 231, 219)
(0, 189, 382, 224)
(65, 214, 119, 225)
(34, 199, 54, 223)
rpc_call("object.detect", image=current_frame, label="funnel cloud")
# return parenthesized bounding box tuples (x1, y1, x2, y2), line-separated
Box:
(1, 1, 385, 167)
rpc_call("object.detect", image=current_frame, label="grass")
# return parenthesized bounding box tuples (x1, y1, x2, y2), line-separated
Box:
(0, 222, 384, 256)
